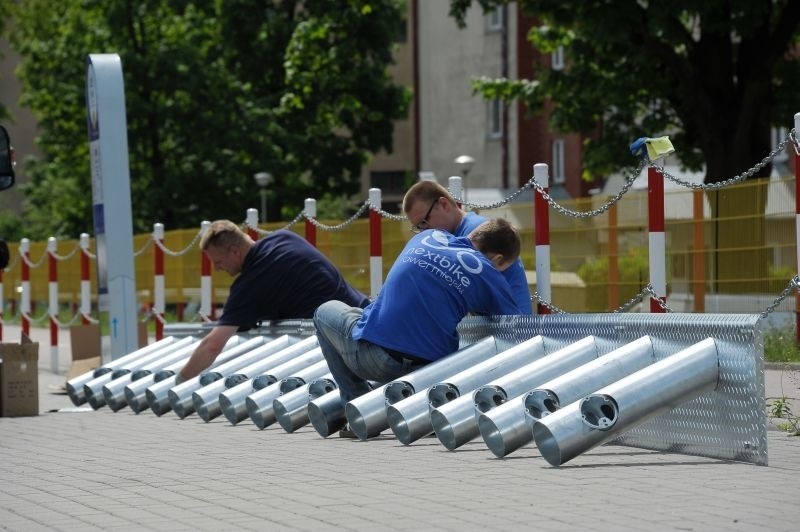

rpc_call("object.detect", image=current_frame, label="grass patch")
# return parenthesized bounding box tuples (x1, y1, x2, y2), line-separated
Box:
(763, 327, 800, 363)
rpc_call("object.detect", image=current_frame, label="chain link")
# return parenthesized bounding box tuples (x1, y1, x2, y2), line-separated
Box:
(306, 202, 369, 231)
(133, 238, 153, 257)
(530, 159, 648, 219)
(154, 229, 202, 257)
(657, 128, 796, 190)
(22, 310, 50, 325)
(244, 210, 307, 238)
(453, 180, 536, 211)
(790, 128, 800, 156)
(81, 312, 100, 325)
(759, 276, 800, 320)
(19, 249, 48, 269)
(531, 292, 567, 314)
(374, 207, 408, 222)
(50, 242, 81, 261)
(52, 311, 86, 329)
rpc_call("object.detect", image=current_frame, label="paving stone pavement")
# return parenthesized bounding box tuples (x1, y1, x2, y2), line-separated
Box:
(1, 325, 799, 531)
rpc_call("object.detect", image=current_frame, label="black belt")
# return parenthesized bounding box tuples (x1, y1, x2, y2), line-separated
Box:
(384, 348, 430, 366)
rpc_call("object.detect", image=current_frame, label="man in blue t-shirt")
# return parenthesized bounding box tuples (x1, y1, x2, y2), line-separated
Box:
(177, 220, 369, 382)
(403, 180, 533, 314)
(313, 218, 523, 420)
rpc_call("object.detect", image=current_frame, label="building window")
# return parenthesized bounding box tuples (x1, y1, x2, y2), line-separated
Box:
(552, 139, 566, 184)
(488, 99, 503, 139)
(487, 6, 504, 32)
(551, 46, 565, 71)
(370, 170, 409, 195)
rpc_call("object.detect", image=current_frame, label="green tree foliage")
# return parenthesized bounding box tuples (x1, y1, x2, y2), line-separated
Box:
(449, 0, 800, 183)
(8, 0, 410, 239)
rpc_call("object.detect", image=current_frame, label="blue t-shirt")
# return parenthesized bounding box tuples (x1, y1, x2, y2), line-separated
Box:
(219, 230, 369, 328)
(456, 212, 532, 314)
(353, 229, 522, 361)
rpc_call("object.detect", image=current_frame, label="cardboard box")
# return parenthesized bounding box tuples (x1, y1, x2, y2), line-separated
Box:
(0, 333, 40, 417)
(68, 324, 102, 380)
(66, 323, 148, 380)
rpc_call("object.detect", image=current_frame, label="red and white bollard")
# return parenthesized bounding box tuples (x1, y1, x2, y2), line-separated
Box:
(369, 188, 383, 298)
(153, 223, 165, 340)
(200, 221, 213, 321)
(305, 198, 317, 247)
(20, 238, 30, 336)
(246, 208, 259, 240)
(648, 166, 667, 312)
(534, 163, 552, 315)
(80, 233, 91, 325)
(47, 237, 59, 373)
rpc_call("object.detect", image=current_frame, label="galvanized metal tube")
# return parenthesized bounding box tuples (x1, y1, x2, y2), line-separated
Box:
(66, 336, 177, 406)
(386, 390, 434, 444)
(274, 374, 335, 433)
(406, 337, 544, 445)
(473, 336, 600, 456)
(145, 334, 255, 416)
(83, 337, 197, 410)
(196, 336, 277, 385)
(245, 381, 285, 429)
(534, 338, 720, 466)
(346, 336, 499, 440)
(146, 375, 179, 416)
(219, 379, 257, 425)
(191, 337, 305, 422)
(166, 336, 262, 418)
(103, 339, 202, 412)
(524, 335, 655, 421)
(242, 357, 327, 428)
(308, 389, 345, 437)
(124, 352, 195, 414)
(224, 335, 318, 388)
(218, 339, 324, 422)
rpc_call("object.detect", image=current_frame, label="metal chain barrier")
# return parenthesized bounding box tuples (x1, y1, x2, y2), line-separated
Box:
(81, 312, 100, 325)
(19, 248, 48, 269)
(759, 276, 800, 320)
(657, 128, 798, 190)
(454, 180, 536, 211)
(306, 201, 370, 231)
(22, 310, 50, 325)
(133, 237, 153, 257)
(525, 159, 648, 219)
(244, 210, 306, 238)
(52, 311, 86, 329)
(153, 229, 202, 257)
(50, 242, 81, 261)
(531, 292, 567, 314)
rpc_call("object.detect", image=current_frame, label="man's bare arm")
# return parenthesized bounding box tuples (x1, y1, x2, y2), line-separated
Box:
(176, 325, 238, 383)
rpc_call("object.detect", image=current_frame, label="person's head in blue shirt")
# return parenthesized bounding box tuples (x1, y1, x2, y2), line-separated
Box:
(466, 218, 521, 272)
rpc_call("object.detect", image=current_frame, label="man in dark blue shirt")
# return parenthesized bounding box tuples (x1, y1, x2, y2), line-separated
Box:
(177, 220, 369, 382)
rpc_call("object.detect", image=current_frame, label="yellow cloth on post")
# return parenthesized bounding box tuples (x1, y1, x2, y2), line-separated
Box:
(645, 136, 675, 161)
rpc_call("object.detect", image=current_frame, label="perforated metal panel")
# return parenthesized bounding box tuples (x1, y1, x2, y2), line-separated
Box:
(458, 313, 767, 465)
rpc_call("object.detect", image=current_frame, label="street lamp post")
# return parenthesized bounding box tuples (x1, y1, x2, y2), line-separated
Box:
(454, 155, 475, 203)
(253, 172, 272, 223)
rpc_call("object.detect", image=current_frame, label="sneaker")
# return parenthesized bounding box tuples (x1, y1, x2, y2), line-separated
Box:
(339, 425, 357, 438)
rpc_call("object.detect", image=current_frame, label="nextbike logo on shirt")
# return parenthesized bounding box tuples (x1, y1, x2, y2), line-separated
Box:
(401, 230, 484, 293)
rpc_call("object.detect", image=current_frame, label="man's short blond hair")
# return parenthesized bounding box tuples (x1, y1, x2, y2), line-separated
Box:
(402, 180, 458, 215)
(199, 220, 249, 251)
